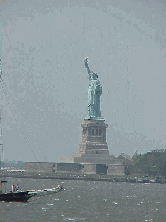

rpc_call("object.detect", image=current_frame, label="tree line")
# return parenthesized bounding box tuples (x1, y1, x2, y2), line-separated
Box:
(116, 150, 166, 177)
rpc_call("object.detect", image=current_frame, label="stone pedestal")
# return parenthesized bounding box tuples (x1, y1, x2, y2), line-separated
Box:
(73, 119, 116, 164)
(79, 119, 109, 155)
(60, 118, 125, 174)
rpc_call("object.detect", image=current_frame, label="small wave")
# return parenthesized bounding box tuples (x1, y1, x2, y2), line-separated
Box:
(112, 201, 118, 205)
(41, 207, 48, 211)
(64, 217, 86, 221)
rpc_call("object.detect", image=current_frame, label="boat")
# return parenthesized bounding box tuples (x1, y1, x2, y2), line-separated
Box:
(28, 184, 64, 196)
(0, 189, 35, 202)
(0, 165, 35, 202)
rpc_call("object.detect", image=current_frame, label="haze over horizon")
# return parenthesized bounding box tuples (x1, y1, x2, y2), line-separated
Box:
(0, 0, 166, 162)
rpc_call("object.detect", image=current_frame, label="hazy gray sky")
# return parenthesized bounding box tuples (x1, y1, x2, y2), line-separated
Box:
(0, 0, 166, 162)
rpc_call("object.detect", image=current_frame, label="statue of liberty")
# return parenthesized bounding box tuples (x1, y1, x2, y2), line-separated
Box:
(84, 57, 103, 119)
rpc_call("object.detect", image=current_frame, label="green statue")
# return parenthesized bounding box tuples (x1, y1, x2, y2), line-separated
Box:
(84, 57, 103, 119)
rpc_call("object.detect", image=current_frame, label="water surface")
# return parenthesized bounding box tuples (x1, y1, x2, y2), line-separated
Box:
(0, 178, 166, 221)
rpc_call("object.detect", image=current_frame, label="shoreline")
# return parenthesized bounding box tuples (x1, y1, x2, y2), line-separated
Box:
(4, 174, 165, 183)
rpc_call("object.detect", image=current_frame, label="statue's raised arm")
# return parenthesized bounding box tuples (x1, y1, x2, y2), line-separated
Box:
(84, 57, 91, 79)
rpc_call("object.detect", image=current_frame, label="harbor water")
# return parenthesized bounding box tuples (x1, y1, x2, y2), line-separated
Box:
(0, 177, 166, 222)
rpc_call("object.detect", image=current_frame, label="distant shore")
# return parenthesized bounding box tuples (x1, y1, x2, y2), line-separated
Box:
(4, 173, 165, 183)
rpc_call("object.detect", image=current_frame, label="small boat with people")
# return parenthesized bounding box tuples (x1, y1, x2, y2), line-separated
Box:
(0, 181, 63, 202)
(0, 181, 36, 202)
(0, 189, 35, 202)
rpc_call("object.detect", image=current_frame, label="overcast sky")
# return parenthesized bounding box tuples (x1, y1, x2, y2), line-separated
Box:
(0, 0, 166, 162)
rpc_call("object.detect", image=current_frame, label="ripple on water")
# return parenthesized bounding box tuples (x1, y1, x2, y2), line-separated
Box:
(64, 217, 86, 221)
(112, 201, 118, 205)
(41, 207, 48, 211)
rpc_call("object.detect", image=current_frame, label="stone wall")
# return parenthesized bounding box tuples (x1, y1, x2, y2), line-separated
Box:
(25, 162, 124, 175)
(56, 163, 83, 173)
(96, 164, 108, 174)
(107, 164, 125, 175)
(60, 157, 74, 163)
(74, 154, 122, 165)
(26, 162, 55, 173)
(55, 163, 108, 174)
(83, 164, 96, 174)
